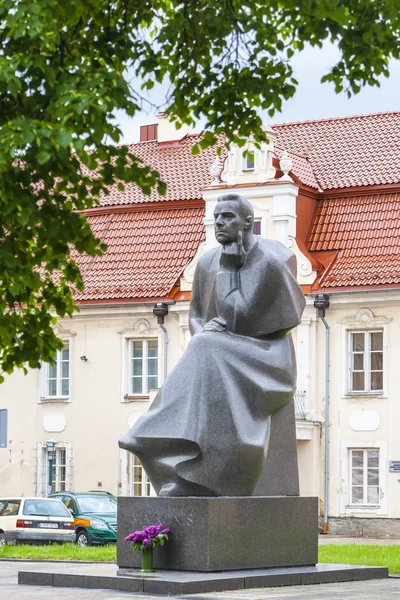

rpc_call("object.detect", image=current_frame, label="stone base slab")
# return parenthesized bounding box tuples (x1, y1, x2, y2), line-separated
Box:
(18, 564, 389, 595)
(117, 496, 318, 571)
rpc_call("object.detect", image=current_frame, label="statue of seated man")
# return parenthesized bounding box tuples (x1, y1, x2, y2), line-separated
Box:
(119, 193, 305, 497)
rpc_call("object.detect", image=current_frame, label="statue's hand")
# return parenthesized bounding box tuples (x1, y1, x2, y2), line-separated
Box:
(220, 231, 246, 271)
(203, 317, 227, 332)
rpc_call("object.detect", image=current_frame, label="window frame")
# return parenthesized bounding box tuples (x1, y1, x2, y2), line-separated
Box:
(347, 329, 384, 395)
(51, 446, 67, 493)
(252, 219, 262, 236)
(242, 150, 256, 172)
(129, 338, 159, 396)
(122, 333, 161, 401)
(39, 341, 71, 402)
(349, 448, 380, 507)
(130, 455, 154, 497)
(340, 440, 387, 515)
(36, 442, 71, 496)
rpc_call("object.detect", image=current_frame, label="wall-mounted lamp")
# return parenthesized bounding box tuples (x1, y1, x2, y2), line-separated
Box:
(153, 301, 175, 325)
(80, 355, 88, 362)
(45, 439, 58, 495)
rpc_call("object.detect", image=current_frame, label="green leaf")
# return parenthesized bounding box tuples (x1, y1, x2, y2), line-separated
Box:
(36, 151, 52, 165)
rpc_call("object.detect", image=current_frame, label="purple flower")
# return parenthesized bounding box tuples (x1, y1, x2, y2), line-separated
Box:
(125, 523, 170, 551)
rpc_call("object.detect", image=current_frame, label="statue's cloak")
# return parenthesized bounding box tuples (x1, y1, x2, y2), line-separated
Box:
(119, 238, 306, 496)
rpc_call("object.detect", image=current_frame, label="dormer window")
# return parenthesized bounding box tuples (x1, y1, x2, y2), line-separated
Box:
(242, 150, 255, 171)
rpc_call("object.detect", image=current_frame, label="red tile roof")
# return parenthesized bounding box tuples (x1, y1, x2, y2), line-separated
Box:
(272, 111, 400, 190)
(98, 112, 400, 207)
(308, 193, 400, 288)
(100, 134, 227, 206)
(274, 146, 319, 189)
(75, 112, 400, 299)
(74, 207, 205, 301)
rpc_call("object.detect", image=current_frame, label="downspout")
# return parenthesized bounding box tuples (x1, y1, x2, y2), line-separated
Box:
(321, 315, 330, 535)
(314, 294, 330, 535)
(159, 323, 168, 381)
(153, 302, 176, 383)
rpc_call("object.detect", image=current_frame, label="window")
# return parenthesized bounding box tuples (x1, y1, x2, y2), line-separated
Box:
(50, 446, 67, 493)
(41, 342, 70, 399)
(23, 499, 71, 518)
(242, 150, 255, 171)
(63, 497, 77, 514)
(36, 443, 71, 496)
(348, 330, 383, 393)
(131, 456, 153, 497)
(340, 440, 387, 515)
(129, 339, 158, 395)
(349, 449, 380, 505)
(0, 409, 7, 448)
(253, 220, 261, 236)
(0, 500, 20, 516)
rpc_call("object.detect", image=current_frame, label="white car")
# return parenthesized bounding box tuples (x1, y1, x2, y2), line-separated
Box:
(0, 497, 75, 545)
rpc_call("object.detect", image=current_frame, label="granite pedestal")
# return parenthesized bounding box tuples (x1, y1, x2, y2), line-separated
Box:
(117, 496, 318, 572)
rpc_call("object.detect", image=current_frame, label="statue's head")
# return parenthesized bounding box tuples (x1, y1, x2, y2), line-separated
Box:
(214, 194, 254, 246)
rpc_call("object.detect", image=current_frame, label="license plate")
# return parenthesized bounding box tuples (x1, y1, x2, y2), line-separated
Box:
(39, 522, 57, 528)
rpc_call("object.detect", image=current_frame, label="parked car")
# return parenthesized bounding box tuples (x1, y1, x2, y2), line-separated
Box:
(0, 497, 75, 545)
(49, 491, 117, 546)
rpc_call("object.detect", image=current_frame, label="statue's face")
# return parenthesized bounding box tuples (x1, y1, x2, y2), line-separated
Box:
(214, 200, 248, 245)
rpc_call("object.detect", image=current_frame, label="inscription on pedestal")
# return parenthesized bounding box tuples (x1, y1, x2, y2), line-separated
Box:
(129, 511, 194, 527)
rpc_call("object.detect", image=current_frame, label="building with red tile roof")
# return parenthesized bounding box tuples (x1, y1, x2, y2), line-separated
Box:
(3, 110, 400, 538)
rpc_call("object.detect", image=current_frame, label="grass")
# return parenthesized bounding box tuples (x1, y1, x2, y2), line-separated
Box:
(0, 543, 399, 574)
(0, 543, 117, 562)
(319, 545, 400, 575)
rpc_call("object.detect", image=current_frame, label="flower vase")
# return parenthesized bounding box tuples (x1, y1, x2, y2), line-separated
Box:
(140, 547, 154, 572)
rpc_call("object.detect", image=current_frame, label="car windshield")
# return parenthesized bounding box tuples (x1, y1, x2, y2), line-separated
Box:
(76, 496, 117, 514)
(23, 499, 71, 518)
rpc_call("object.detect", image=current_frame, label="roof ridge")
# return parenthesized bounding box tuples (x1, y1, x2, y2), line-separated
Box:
(122, 131, 205, 150)
(271, 110, 400, 129)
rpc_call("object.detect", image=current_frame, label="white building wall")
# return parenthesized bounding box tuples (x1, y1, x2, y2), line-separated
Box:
(310, 291, 400, 527)
(0, 304, 190, 497)
(3, 135, 398, 529)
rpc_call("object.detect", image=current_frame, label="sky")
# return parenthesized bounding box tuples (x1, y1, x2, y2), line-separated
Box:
(115, 43, 400, 144)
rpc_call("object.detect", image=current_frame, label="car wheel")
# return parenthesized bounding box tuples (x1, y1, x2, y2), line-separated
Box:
(0, 533, 6, 546)
(76, 530, 90, 547)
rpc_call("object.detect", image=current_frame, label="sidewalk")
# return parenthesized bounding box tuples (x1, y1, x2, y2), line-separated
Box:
(1, 561, 400, 600)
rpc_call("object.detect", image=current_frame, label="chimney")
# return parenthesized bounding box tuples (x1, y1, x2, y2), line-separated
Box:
(156, 112, 190, 144)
